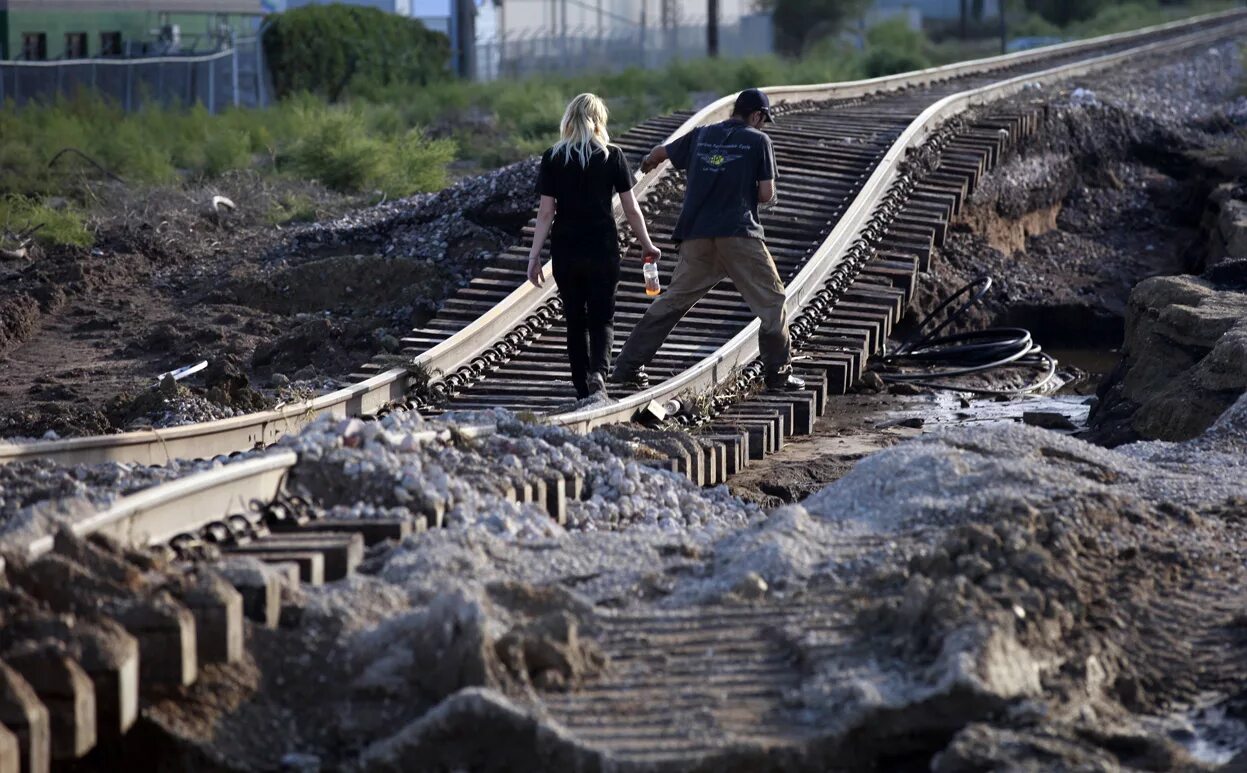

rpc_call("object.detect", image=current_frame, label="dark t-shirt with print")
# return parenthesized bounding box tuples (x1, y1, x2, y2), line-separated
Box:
(536, 143, 634, 261)
(665, 118, 776, 242)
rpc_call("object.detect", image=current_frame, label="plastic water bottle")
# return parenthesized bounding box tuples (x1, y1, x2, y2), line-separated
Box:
(643, 258, 661, 297)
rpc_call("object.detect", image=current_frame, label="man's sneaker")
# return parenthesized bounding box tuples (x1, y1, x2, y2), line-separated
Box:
(609, 366, 650, 389)
(765, 372, 806, 391)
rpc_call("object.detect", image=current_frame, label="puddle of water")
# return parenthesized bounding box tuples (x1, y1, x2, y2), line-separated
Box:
(867, 391, 1094, 434)
(1044, 347, 1121, 397)
(1046, 347, 1121, 377)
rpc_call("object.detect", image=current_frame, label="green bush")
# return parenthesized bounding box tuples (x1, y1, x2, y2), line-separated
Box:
(863, 18, 932, 76)
(0, 194, 93, 248)
(263, 4, 450, 101)
(761, 0, 871, 55)
(283, 105, 454, 195)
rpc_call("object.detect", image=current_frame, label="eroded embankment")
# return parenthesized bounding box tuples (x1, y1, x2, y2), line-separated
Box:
(732, 40, 1247, 507)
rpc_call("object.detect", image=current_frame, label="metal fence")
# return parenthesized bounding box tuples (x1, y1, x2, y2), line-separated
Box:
(0, 37, 270, 113)
(474, 14, 773, 80)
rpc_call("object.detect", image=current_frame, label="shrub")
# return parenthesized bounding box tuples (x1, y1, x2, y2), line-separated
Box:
(384, 128, 457, 197)
(263, 5, 450, 101)
(0, 194, 93, 248)
(863, 19, 932, 77)
(283, 105, 454, 195)
(284, 107, 387, 192)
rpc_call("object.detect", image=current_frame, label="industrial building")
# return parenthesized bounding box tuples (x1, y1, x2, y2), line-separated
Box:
(0, 0, 266, 60)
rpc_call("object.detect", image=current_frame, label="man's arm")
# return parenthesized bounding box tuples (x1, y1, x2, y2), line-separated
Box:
(757, 134, 778, 206)
(640, 144, 669, 174)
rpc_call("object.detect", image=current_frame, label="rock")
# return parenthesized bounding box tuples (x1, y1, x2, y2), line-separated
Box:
(204, 356, 249, 394)
(1021, 411, 1078, 430)
(857, 372, 886, 392)
(889, 382, 926, 396)
(731, 571, 769, 600)
(1090, 275, 1247, 443)
(280, 752, 321, 772)
(876, 416, 925, 430)
(271, 373, 291, 388)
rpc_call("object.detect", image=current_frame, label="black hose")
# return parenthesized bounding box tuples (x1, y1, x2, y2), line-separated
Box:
(875, 275, 1058, 396)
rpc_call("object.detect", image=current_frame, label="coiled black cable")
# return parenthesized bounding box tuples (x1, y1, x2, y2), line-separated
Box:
(875, 276, 1057, 396)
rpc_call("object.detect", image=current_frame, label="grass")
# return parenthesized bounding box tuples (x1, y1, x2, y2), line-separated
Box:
(0, 194, 93, 248)
(265, 192, 320, 226)
(0, 94, 456, 199)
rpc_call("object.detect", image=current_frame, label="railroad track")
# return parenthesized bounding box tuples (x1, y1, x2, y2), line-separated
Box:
(1, 13, 1245, 769)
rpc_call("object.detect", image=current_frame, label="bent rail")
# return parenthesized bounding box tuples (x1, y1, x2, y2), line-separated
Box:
(0, 8, 1241, 469)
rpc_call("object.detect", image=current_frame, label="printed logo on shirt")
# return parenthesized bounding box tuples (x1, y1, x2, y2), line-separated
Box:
(697, 143, 747, 171)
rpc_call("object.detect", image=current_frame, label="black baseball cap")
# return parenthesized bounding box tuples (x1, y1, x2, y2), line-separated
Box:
(733, 88, 774, 123)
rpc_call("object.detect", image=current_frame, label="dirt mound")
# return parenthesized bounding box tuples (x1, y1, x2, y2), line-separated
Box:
(227, 254, 455, 319)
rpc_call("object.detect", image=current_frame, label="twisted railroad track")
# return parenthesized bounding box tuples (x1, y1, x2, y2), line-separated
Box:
(1, 13, 1245, 768)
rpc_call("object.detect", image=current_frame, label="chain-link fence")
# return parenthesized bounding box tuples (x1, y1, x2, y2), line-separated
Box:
(0, 37, 271, 113)
(474, 14, 772, 80)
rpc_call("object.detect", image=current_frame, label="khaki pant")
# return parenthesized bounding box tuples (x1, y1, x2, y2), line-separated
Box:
(614, 236, 791, 374)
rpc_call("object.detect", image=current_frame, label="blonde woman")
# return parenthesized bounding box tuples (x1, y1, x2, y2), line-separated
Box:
(527, 93, 660, 399)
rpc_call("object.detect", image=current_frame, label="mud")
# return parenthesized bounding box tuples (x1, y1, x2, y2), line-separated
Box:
(0, 162, 537, 440)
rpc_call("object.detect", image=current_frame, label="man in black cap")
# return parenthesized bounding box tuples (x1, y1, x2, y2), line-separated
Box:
(610, 88, 805, 391)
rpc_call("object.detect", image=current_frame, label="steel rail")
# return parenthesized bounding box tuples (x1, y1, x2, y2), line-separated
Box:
(12, 423, 501, 559)
(0, 8, 1241, 470)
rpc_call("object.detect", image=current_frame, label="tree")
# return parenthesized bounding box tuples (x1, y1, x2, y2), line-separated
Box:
(1022, 0, 1111, 27)
(761, 0, 871, 56)
(262, 5, 450, 101)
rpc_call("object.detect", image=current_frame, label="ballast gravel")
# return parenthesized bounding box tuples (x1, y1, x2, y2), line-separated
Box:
(281, 408, 761, 538)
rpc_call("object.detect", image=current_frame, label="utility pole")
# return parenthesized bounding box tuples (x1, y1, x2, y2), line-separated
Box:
(639, 0, 647, 68)
(998, 0, 1007, 54)
(959, 0, 968, 39)
(707, 0, 718, 57)
(661, 0, 677, 60)
(560, 0, 568, 60)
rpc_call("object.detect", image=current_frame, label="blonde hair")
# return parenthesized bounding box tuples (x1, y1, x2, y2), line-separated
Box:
(552, 93, 610, 168)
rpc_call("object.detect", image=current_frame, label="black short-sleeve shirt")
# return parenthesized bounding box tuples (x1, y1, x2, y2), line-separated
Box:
(665, 118, 776, 242)
(537, 143, 634, 261)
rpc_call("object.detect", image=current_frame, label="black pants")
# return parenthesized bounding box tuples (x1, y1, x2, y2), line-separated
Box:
(552, 255, 620, 398)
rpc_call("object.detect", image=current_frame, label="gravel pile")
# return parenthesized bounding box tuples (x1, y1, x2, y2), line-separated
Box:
(281, 409, 761, 538)
(273, 160, 539, 286)
(802, 391, 1247, 533)
(1055, 41, 1244, 130)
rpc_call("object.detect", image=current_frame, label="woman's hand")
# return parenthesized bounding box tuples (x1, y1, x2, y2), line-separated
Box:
(641, 242, 661, 263)
(527, 255, 544, 287)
